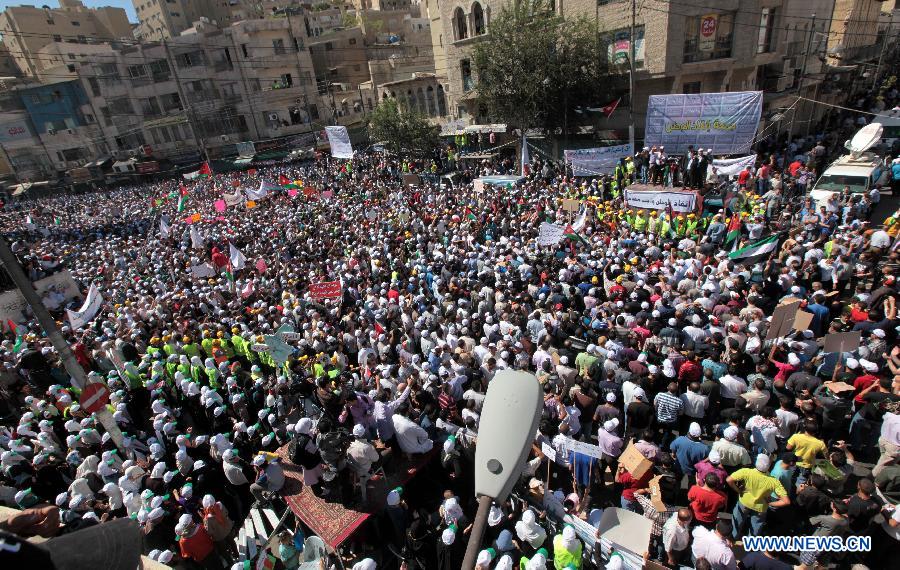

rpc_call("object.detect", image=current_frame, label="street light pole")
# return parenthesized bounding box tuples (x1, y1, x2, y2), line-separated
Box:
(0, 237, 124, 450)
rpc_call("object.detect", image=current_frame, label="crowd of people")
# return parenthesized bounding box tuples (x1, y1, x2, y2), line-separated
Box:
(0, 86, 899, 570)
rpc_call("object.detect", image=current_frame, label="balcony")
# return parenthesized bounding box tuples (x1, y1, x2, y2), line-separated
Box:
(187, 89, 220, 103)
(213, 60, 234, 72)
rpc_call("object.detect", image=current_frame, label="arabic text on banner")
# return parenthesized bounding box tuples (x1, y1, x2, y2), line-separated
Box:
(223, 191, 243, 206)
(324, 126, 354, 159)
(563, 143, 633, 177)
(712, 154, 757, 176)
(537, 222, 565, 246)
(66, 283, 103, 330)
(644, 91, 762, 154)
(624, 190, 696, 212)
(309, 281, 342, 300)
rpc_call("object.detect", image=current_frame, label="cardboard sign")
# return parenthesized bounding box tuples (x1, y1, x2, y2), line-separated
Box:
(793, 311, 814, 333)
(561, 198, 582, 213)
(402, 173, 420, 187)
(541, 442, 557, 464)
(648, 475, 667, 512)
(766, 302, 800, 340)
(280, 332, 303, 341)
(309, 281, 342, 300)
(473, 179, 485, 193)
(619, 442, 653, 480)
(251, 343, 270, 352)
(823, 331, 861, 354)
(823, 381, 855, 393)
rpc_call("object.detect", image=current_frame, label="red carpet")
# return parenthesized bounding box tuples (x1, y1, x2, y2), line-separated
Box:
(276, 444, 435, 549)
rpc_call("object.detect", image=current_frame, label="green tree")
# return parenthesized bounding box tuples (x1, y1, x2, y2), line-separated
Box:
(367, 98, 440, 157)
(471, 0, 624, 133)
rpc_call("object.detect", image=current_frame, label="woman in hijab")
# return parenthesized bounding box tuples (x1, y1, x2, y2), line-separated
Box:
(514, 509, 547, 553)
(75, 454, 103, 492)
(145, 461, 168, 495)
(494, 529, 520, 563)
(101, 481, 126, 518)
(436, 525, 463, 570)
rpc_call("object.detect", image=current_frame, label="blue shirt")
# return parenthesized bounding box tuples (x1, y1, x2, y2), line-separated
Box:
(769, 460, 795, 497)
(669, 435, 710, 476)
(806, 303, 830, 336)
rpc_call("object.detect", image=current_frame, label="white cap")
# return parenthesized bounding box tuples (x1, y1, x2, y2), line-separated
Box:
(755, 453, 771, 472)
(708, 450, 721, 464)
(724, 426, 739, 441)
(688, 422, 702, 437)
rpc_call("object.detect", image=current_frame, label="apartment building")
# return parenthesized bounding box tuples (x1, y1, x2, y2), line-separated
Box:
(0, 0, 132, 78)
(133, 0, 267, 41)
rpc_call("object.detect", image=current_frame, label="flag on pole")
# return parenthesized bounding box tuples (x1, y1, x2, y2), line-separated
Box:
(599, 98, 621, 118)
(727, 234, 781, 263)
(521, 133, 530, 177)
(190, 226, 204, 249)
(177, 194, 188, 212)
(159, 217, 170, 239)
(725, 212, 741, 249)
(198, 162, 213, 177)
(229, 242, 247, 271)
(12, 334, 23, 354)
(563, 224, 589, 246)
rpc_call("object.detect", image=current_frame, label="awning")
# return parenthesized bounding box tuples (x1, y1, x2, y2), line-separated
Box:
(10, 181, 50, 195)
(84, 156, 112, 168)
(233, 156, 254, 165)
(464, 124, 507, 134)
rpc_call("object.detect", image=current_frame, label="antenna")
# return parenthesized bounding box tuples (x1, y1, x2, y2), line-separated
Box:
(844, 122, 883, 159)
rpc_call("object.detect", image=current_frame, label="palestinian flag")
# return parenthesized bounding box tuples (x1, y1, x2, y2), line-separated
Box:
(198, 162, 213, 177)
(725, 212, 741, 248)
(278, 174, 292, 186)
(177, 194, 188, 212)
(464, 207, 476, 221)
(564, 224, 589, 246)
(728, 234, 781, 264)
(12, 334, 23, 354)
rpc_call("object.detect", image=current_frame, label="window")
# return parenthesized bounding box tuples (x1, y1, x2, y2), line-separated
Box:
(98, 63, 119, 79)
(53, 35, 62, 42)
(460, 59, 473, 91)
(148, 59, 170, 78)
(683, 13, 734, 63)
(273, 38, 286, 55)
(71, 20, 80, 27)
(309, 104, 320, 120)
(280, 73, 293, 87)
(67, 64, 76, 72)
(250, 79, 261, 92)
(473, 2, 485, 35)
(67, 53, 75, 60)
(88, 77, 101, 96)
(171, 11, 180, 17)
(757, 8, 776, 54)
(61, 148, 83, 161)
(454, 7, 468, 40)
(608, 25, 645, 68)
(349, 38, 357, 45)
(241, 44, 249, 58)
(83, 113, 93, 123)
(161, 92, 182, 112)
(325, 42, 333, 51)
(353, 64, 360, 71)
(140, 97, 161, 116)
(177, 50, 206, 68)
(108, 97, 133, 115)
(127, 64, 147, 78)
(683, 81, 702, 94)
(77, 35, 86, 43)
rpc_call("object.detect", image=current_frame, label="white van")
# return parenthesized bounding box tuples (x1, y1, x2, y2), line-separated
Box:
(809, 152, 885, 205)
(880, 107, 900, 149)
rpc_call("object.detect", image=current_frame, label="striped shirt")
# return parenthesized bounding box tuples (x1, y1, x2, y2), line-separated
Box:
(654, 391, 684, 424)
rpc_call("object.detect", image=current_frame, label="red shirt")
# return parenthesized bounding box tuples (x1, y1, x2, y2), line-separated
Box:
(789, 161, 802, 177)
(179, 526, 214, 562)
(850, 307, 869, 323)
(619, 470, 652, 501)
(853, 374, 879, 404)
(772, 361, 798, 382)
(688, 485, 727, 523)
(678, 360, 702, 384)
(738, 169, 750, 185)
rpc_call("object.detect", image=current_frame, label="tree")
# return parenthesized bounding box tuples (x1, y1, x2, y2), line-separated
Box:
(471, 0, 625, 133)
(367, 98, 440, 157)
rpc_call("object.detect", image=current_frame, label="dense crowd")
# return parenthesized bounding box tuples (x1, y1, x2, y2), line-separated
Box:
(0, 86, 899, 570)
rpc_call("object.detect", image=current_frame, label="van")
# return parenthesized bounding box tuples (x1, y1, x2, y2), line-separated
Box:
(880, 107, 900, 149)
(809, 152, 884, 205)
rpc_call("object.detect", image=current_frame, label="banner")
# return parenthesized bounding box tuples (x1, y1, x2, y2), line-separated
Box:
(712, 154, 756, 176)
(190, 262, 215, 279)
(223, 191, 243, 206)
(624, 189, 697, 212)
(229, 242, 247, 271)
(699, 14, 718, 52)
(309, 281, 342, 300)
(563, 143, 633, 176)
(325, 126, 354, 159)
(66, 283, 103, 330)
(645, 91, 762, 154)
(537, 222, 566, 246)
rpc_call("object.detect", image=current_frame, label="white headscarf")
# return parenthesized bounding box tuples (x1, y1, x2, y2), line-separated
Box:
(515, 509, 547, 548)
(76, 455, 100, 478)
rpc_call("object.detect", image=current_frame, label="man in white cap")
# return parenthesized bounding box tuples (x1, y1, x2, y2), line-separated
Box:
(346, 424, 380, 503)
(711, 425, 751, 469)
(725, 454, 789, 539)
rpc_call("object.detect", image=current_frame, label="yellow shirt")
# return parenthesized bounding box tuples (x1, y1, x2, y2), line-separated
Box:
(731, 468, 787, 512)
(787, 432, 827, 468)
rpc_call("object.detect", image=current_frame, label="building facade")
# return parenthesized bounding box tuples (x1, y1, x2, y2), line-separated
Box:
(0, 0, 132, 78)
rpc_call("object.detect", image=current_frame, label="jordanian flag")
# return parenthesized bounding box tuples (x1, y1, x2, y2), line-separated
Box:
(564, 224, 589, 246)
(725, 213, 741, 248)
(728, 234, 781, 263)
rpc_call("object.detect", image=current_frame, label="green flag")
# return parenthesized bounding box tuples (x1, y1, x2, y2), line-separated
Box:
(13, 335, 23, 354)
(177, 195, 188, 212)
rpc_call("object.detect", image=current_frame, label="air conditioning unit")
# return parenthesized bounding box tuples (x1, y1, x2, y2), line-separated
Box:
(220, 134, 228, 142)
(268, 113, 279, 121)
(47, 128, 56, 135)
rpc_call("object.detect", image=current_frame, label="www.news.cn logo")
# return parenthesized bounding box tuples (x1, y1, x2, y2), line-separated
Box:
(743, 536, 872, 553)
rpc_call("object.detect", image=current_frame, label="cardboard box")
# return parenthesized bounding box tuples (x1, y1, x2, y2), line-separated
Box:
(619, 442, 653, 480)
(648, 475, 667, 512)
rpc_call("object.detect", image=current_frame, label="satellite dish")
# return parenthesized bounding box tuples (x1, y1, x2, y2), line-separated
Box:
(844, 122, 883, 158)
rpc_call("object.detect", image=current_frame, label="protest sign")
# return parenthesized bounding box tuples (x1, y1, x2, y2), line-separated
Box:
(619, 443, 653, 479)
(823, 331, 861, 354)
(564, 144, 633, 176)
(66, 283, 103, 330)
(645, 91, 763, 154)
(594, 507, 653, 566)
(541, 442, 557, 464)
(325, 126, 354, 158)
(189, 263, 215, 279)
(224, 192, 243, 206)
(537, 222, 565, 246)
(564, 437, 604, 459)
(623, 189, 697, 212)
(214, 199, 226, 213)
(561, 199, 582, 213)
(712, 154, 756, 176)
(792, 311, 813, 333)
(766, 302, 800, 340)
(309, 281, 342, 300)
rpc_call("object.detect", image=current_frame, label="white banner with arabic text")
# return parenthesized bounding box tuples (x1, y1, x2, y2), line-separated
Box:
(623, 190, 697, 212)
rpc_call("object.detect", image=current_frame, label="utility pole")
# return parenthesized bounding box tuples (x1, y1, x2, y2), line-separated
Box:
(794, 13, 815, 137)
(163, 39, 210, 164)
(0, 237, 124, 451)
(230, 32, 263, 142)
(628, 0, 636, 152)
(872, 12, 894, 90)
